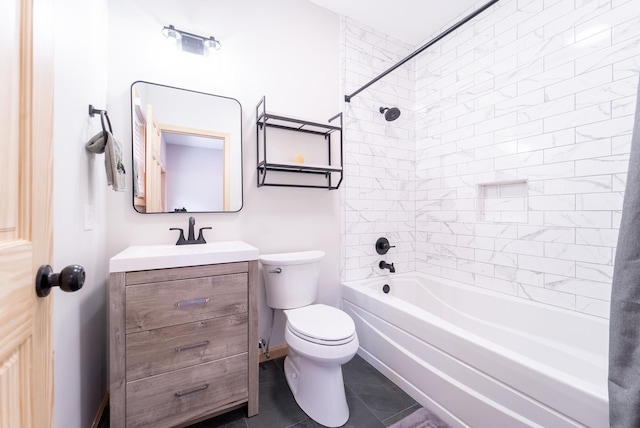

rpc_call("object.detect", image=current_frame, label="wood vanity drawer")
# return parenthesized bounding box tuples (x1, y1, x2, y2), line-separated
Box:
(126, 313, 248, 381)
(125, 262, 249, 285)
(126, 354, 248, 428)
(125, 273, 247, 333)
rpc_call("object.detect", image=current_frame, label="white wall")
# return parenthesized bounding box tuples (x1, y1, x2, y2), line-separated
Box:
(106, 0, 341, 348)
(166, 144, 223, 212)
(52, 0, 109, 427)
(342, 0, 640, 319)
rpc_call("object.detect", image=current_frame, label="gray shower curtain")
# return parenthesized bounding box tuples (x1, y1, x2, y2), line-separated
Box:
(609, 73, 640, 427)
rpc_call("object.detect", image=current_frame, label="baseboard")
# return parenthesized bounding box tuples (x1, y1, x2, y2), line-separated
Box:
(91, 391, 109, 428)
(259, 344, 288, 363)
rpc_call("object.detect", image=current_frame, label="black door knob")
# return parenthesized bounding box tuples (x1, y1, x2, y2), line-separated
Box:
(35, 264, 85, 297)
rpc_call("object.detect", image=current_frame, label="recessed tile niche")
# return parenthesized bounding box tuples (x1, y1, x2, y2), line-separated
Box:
(476, 180, 528, 224)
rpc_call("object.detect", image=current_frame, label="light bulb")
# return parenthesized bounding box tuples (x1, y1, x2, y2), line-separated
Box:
(204, 37, 221, 56)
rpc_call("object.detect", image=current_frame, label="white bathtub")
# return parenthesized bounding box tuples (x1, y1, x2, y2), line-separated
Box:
(341, 272, 609, 427)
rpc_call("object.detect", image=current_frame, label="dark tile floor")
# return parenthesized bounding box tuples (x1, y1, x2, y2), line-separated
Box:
(187, 354, 422, 428)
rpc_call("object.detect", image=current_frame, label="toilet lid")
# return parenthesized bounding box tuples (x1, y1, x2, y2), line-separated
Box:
(286, 304, 356, 345)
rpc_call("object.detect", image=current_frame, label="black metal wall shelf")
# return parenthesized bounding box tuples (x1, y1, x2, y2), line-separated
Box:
(256, 96, 343, 190)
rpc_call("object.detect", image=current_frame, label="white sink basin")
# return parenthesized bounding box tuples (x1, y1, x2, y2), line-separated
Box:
(109, 241, 259, 272)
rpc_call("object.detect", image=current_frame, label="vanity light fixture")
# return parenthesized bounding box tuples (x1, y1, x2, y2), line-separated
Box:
(161, 24, 221, 56)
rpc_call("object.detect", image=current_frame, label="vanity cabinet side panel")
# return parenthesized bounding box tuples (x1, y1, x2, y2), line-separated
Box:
(108, 272, 126, 428)
(247, 260, 259, 416)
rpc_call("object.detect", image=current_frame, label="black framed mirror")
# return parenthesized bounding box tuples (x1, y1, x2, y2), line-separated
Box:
(130, 81, 243, 213)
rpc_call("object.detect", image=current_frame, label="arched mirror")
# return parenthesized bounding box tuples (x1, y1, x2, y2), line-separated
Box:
(130, 81, 243, 213)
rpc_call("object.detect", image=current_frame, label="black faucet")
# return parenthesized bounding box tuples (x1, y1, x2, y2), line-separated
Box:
(379, 260, 395, 273)
(170, 216, 212, 245)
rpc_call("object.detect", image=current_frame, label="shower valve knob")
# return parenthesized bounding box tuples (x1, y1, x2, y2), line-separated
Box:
(375, 237, 395, 255)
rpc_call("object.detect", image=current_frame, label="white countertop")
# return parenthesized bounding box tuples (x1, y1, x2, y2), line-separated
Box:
(109, 241, 259, 272)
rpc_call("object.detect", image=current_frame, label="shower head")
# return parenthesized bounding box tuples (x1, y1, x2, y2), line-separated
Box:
(379, 106, 401, 121)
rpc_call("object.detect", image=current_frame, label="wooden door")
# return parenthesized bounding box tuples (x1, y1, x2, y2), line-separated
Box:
(0, 0, 55, 426)
(145, 105, 166, 212)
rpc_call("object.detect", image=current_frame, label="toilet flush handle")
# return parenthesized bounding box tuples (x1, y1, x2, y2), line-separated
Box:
(269, 268, 282, 274)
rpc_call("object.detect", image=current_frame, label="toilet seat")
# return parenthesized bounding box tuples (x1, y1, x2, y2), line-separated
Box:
(285, 304, 356, 346)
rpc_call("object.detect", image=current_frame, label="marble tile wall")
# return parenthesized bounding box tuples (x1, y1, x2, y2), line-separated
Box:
(341, 0, 640, 319)
(415, 0, 640, 318)
(341, 16, 417, 281)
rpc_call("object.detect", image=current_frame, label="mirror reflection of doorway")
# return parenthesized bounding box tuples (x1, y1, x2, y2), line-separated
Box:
(161, 126, 230, 212)
(132, 100, 230, 212)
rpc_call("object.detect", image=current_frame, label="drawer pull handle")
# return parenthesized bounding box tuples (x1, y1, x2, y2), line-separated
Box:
(175, 297, 210, 308)
(175, 341, 210, 352)
(174, 383, 209, 397)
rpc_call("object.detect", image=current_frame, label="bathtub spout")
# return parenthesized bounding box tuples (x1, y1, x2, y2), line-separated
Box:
(379, 260, 395, 273)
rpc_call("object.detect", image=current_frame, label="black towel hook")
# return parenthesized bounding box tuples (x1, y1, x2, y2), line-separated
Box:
(88, 104, 113, 137)
(88, 104, 105, 117)
(102, 110, 113, 134)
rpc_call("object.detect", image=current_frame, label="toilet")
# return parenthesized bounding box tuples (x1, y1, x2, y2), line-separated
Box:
(259, 250, 359, 427)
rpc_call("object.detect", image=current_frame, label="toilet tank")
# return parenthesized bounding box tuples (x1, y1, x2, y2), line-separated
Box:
(259, 250, 325, 309)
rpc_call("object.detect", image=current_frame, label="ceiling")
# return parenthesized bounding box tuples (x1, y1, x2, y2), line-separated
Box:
(163, 132, 224, 150)
(308, 0, 479, 45)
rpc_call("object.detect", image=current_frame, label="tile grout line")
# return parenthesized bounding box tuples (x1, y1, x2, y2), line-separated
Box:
(345, 383, 387, 426)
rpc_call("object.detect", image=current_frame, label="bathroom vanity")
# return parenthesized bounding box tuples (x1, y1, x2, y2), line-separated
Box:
(108, 242, 259, 428)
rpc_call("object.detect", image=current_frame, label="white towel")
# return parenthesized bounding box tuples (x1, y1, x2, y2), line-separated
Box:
(85, 130, 126, 192)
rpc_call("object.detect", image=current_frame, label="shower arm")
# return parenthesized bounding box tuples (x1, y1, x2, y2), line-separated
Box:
(344, 0, 499, 103)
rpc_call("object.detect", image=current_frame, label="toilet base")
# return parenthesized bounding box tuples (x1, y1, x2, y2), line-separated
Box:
(284, 348, 350, 427)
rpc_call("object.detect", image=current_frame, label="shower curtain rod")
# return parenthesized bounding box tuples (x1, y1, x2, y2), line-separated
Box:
(344, 0, 500, 103)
